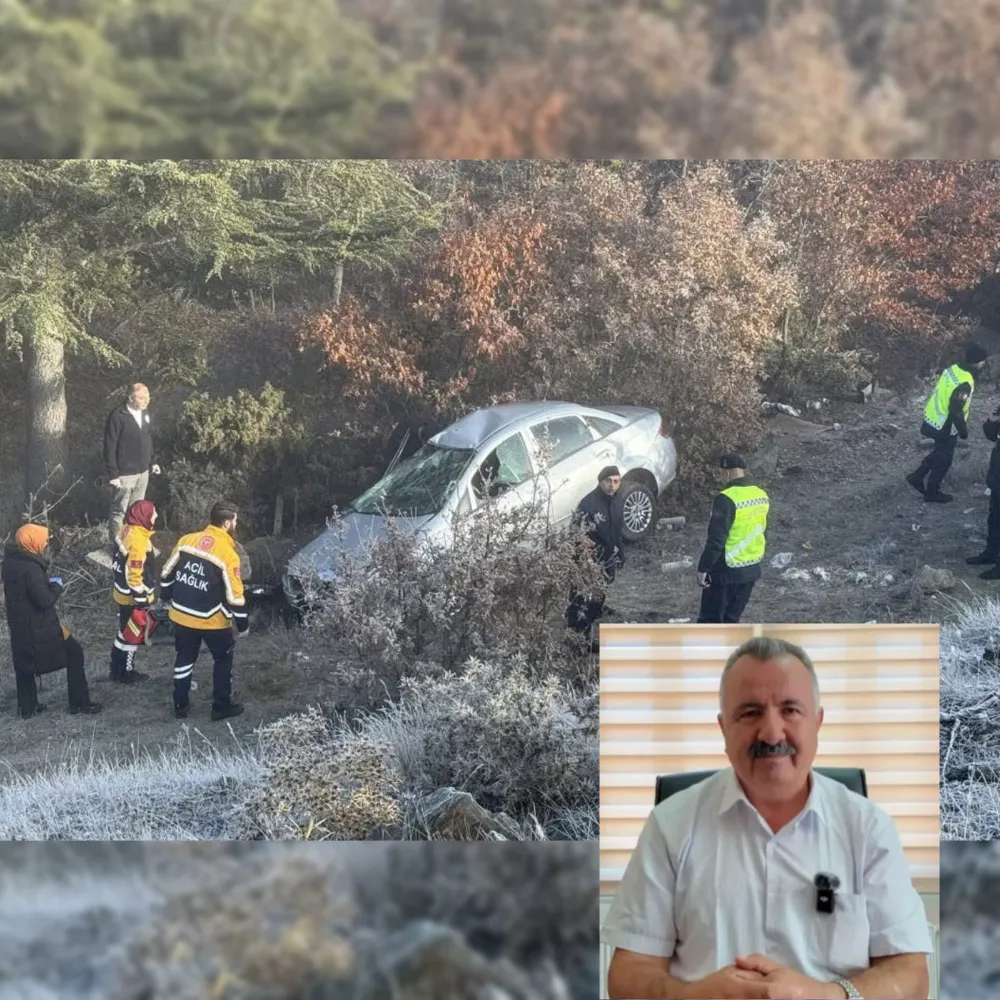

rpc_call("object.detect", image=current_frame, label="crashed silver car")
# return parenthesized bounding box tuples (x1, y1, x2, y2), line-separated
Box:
(283, 401, 678, 603)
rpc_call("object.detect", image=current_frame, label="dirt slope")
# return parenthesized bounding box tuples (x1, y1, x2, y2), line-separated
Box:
(606, 384, 1000, 626)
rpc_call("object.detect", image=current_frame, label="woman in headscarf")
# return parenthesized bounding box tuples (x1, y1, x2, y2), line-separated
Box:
(1, 523, 101, 718)
(109, 499, 159, 684)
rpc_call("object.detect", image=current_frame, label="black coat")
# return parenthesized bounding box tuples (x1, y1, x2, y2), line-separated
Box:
(984, 417, 1000, 490)
(1, 544, 68, 674)
(103, 405, 154, 478)
(574, 486, 626, 572)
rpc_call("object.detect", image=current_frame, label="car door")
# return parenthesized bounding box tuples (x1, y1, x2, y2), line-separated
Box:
(528, 415, 609, 529)
(465, 429, 550, 540)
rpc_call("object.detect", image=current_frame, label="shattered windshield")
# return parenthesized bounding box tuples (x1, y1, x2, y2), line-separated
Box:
(350, 444, 475, 517)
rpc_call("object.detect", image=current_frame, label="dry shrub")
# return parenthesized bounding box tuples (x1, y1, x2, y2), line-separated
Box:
(298, 495, 604, 708)
(530, 163, 795, 496)
(366, 657, 598, 836)
(762, 342, 874, 402)
(241, 707, 403, 841)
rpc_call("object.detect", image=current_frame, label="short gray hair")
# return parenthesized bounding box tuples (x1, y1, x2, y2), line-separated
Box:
(719, 635, 821, 711)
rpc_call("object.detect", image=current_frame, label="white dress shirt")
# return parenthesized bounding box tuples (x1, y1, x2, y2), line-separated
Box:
(128, 405, 145, 429)
(601, 768, 932, 983)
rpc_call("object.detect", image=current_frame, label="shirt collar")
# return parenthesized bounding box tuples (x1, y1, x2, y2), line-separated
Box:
(718, 766, 826, 828)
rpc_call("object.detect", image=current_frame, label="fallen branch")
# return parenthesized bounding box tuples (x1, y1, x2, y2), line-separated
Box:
(941, 692, 1000, 722)
(941, 720, 961, 777)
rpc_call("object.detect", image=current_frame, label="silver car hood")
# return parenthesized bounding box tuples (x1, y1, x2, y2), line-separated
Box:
(285, 510, 436, 585)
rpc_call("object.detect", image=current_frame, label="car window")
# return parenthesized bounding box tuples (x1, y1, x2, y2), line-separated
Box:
(585, 416, 621, 438)
(351, 444, 474, 517)
(529, 416, 594, 468)
(471, 433, 534, 499)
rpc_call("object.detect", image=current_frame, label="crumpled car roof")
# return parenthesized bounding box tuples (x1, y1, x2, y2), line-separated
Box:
(432, 402, 577, 450)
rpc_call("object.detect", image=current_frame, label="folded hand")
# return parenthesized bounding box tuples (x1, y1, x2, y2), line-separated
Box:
(732, 954, 836, 1000)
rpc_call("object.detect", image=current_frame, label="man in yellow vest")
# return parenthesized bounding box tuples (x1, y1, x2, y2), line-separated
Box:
(906, 343, 989, 503)
(696, 454, 769, 623)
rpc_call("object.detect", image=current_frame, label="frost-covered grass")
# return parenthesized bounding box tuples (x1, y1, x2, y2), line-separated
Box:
(0, 657, 597, 841)
(0, 728, 264, 840)
(940, 596, 1000, 840)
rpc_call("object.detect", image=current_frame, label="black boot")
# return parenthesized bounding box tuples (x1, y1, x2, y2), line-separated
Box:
(905, 471, 925, 495)
(924, 490, 954, 503)
(968, 551, 999, 565)
(70, 702, 103, 715)
(981, 564, 1000, 580)
(115, 669, 151, 684)
(211, 702, 244, 722)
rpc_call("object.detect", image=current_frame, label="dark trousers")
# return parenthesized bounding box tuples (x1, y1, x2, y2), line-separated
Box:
(173, 624, 234, 712)
(987, 488, 1000, 557)
(15, 636, 91, 717)
(567, 563, 617, 634)
(912, 432, 958, 494)
(697, 580, 756, 624)
(110, 604, 140, 678)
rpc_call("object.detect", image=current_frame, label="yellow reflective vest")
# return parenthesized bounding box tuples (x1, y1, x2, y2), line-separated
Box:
(720, 484, 770, 568)
(924, 364, 974, 434)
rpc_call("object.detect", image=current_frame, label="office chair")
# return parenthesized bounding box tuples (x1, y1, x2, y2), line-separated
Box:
(654, 767, 868, 805)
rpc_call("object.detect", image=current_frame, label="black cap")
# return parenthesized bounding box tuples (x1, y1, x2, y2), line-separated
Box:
(719, 453, 746, 470)
(598, 465, 621, 481)
(965, 343, 989, 366)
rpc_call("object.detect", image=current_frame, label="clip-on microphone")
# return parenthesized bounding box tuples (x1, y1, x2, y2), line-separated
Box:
(814, 872, 840, 914)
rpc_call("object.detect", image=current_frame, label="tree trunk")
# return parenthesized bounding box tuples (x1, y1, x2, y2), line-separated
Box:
(272, 490, 284, 537)
(22, 303, 69, 510)
(333, 260, 344, 306)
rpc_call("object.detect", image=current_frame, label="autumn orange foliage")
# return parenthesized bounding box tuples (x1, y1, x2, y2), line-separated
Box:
(297, 160, 1000, 497)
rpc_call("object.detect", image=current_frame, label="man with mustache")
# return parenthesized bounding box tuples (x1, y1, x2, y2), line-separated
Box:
(602, 636, 932, 999)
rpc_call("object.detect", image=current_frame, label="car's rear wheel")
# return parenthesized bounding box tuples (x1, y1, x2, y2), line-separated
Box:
(620, 479, 657, 542)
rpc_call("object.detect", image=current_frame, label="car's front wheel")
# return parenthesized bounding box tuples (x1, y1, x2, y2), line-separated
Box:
(620, 479, 657, 542)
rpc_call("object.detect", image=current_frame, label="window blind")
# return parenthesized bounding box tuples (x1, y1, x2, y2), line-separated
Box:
(599, 623, 940, 897)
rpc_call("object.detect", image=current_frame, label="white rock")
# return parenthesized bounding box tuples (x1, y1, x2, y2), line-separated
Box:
(812, 567, 831, 582)
(661, 557, 694, 572)
(770, 552, 794, 569)
(668, 617, 692, 624)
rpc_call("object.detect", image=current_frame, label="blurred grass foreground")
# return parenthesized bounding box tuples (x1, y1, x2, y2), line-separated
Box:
(0, 841, 599, 999)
